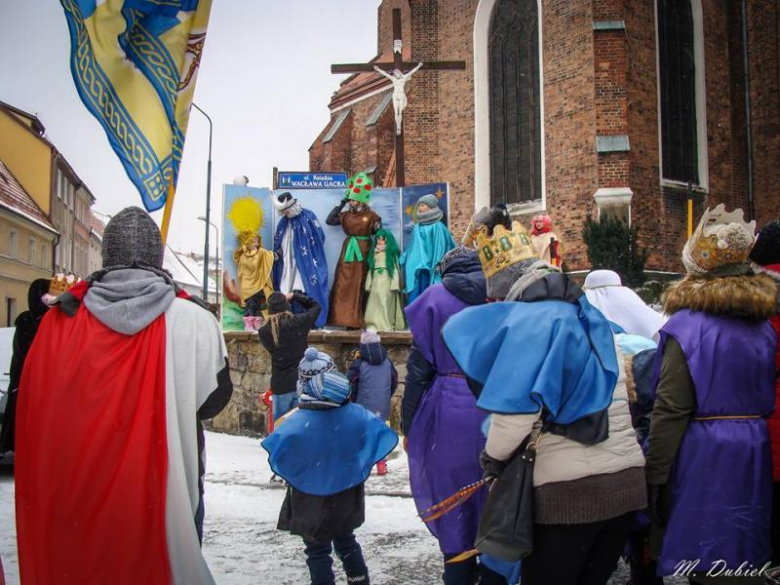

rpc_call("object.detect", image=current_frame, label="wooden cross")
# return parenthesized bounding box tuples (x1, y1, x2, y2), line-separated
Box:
(331, 9, 465, 187)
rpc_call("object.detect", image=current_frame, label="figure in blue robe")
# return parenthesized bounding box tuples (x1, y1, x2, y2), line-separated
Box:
(272, 192, 329, 328)
(400, 194, 456, 304)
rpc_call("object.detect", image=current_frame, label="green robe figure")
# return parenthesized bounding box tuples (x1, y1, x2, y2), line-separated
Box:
(364, 229, 406, 331)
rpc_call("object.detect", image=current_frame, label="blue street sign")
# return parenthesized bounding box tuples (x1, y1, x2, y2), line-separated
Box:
(277, 172, 348, 189)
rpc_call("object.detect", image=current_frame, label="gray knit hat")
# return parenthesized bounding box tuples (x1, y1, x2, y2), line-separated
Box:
(360, 330, 381, 344)
(417, 194, 439, 210)
(298, 347, 336, 381)
(102, 207, 164, 270)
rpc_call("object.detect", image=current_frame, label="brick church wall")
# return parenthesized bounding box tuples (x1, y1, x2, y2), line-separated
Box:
(748, 0, 780, 228)
(310, 0, 778, 272)
(703, 2, 748, 213)
(541, 0, 599, 269)
(593, 0, 630, 193)
(348, 97, 382, 175)
(437, 0, 479, 238)
(625, 0, 670, 270)
(625, 0, 756, 272)
(403, 1, 442, 189)
(308, 110, 354, 175)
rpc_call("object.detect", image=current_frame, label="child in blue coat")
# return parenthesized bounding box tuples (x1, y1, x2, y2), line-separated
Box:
(347, 330, 398, 475)
(262, 347, 398, 585)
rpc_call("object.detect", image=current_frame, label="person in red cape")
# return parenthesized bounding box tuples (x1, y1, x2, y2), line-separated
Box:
(749, 219, 780, 566)
(15, 207, 233, 585)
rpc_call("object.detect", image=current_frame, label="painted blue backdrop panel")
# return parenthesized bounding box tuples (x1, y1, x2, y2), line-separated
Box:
(220, 183, 443, 330)
(401, 183, 449, 249)
(275, 188, 402, 290)
(222, 184, 274, 284)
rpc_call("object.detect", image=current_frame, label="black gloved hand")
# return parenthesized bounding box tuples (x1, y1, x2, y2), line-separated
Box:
(647, 484, 670, 528)
(480, 450, 506, 481)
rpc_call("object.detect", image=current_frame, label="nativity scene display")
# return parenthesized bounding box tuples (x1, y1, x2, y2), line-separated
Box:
(221, 176, 461, 332)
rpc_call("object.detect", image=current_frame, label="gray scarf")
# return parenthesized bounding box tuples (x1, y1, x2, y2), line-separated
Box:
(84, 269, 175, 335)
(417, 207, 444, 225)
(505, 261, 560, 301)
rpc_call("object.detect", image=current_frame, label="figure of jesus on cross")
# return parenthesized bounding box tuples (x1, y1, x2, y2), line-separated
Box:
(332, 9, 465, 186)
(373, 62, 423, 135)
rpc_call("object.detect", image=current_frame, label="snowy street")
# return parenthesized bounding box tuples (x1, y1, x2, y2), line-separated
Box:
(0, 431, 441, 585)
(0, 431, 679, 584)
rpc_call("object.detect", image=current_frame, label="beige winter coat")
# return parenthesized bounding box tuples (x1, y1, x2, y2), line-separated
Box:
(485, 343, 646, 487)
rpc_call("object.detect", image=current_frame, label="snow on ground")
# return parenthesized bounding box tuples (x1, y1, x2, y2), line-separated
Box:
(0, 431, 439, 585)
(0, 431, 683, 584)
(199, 430, 441, 585)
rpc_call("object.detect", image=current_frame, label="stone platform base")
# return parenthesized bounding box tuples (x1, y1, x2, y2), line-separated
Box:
(206, 329, 412, 437)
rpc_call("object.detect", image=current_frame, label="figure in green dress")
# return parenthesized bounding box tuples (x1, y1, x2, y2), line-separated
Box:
(364, 229, 406, 331)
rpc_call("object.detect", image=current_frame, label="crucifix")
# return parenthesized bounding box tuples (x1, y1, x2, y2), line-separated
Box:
(331, 9, 465, 187)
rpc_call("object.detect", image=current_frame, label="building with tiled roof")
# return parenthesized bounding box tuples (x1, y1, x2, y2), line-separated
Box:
(0, 160, 58, 327)
(88, 213, 105, 275)
(0, 100, 96, 280)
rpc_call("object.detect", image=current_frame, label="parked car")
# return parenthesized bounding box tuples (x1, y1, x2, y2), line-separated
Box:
(0, 327, 15, 423)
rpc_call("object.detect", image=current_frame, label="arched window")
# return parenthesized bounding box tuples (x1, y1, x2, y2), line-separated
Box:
(657, 0, 705, 186)
(489, 0, 542, 206)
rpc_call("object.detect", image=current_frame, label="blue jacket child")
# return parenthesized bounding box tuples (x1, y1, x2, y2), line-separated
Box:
(347, 330, 398, 422)
(262, 347, 398, 585)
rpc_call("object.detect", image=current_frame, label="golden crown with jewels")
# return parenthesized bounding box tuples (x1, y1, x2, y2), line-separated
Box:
(48, 274, 81, 297)
(682, 204, 756, 274)
(473, 221, 538, 278)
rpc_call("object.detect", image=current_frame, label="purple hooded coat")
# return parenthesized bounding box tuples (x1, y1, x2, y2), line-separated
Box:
(405, 269, 488, 555)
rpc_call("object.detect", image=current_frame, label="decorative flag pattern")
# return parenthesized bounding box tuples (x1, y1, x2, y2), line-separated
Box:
(60, 0, 212, 211)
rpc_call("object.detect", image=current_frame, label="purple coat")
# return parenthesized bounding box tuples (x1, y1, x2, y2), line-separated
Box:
(405, 283, 488, 554)
(655, 309, 775, 575)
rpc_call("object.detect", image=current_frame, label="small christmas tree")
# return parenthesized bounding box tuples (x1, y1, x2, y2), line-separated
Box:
(583, 215, 648, 288)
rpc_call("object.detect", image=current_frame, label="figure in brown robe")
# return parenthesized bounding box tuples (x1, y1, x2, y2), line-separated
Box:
(326, 198, 382, 328)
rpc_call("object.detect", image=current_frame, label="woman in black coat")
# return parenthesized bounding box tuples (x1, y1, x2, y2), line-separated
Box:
(1, 278, 51, 455)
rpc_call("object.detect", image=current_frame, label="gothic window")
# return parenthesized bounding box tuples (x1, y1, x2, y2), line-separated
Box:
(657, 0, 699, 184)
(489, 0, 542, 207)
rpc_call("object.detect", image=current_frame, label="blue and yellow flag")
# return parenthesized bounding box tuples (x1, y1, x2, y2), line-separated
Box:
(60, 0, 212, 212)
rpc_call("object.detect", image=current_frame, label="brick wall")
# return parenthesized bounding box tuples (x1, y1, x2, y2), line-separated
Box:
(542, 0, 599, 269)
(308, 110, 354, 175)
(378, 0, 413, 58)
(625, 0, 669, 269)
(309, 0, 779, 272)
(310, 92, 396, 184)
(438, 0, 478, 238)
(748, 0, 780, 228)
(593, 0, 630, 194)
(403, 1, 442, 188)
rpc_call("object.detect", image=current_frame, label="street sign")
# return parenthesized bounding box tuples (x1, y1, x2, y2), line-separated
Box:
(277, 172, 347, 189)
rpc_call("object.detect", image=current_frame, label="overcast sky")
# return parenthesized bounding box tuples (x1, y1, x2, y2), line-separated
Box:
(0, 0, 378, 255)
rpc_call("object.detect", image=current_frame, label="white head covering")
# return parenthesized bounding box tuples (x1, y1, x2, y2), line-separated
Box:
(583, 270, 666, 341)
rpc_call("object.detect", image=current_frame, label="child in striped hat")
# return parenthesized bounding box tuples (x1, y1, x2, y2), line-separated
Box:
(262, 347, 398, 585)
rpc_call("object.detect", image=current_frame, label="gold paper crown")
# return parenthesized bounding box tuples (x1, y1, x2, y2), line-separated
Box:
(474, 221, 538, 278)
(683, 204, 756, 274)
(48, 274, 81, 296)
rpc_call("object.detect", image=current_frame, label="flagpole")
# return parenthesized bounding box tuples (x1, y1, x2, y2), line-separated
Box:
(161, 181, 176, 246)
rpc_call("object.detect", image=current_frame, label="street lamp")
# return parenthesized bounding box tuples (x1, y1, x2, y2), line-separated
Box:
(192, 102, 213, 300)
(198, 216, 219, 306)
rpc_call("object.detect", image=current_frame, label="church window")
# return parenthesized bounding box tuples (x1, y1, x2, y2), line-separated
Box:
(657, 0, 703, 186)
(489, 0, 542, 207)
